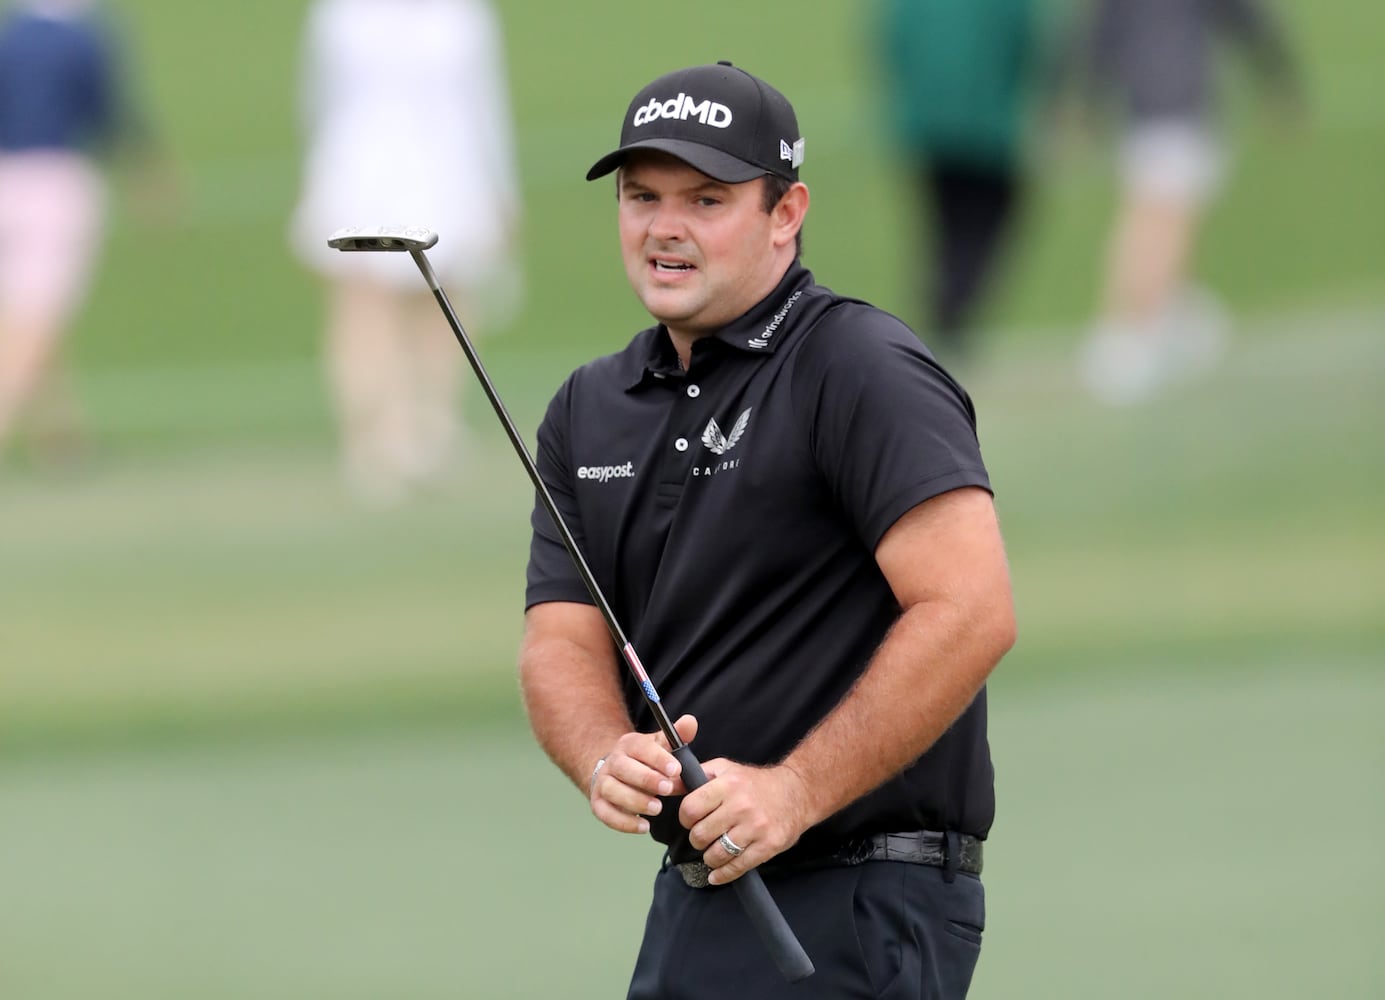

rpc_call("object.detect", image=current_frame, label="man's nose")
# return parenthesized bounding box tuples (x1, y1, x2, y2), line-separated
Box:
(647, 202, 687, 241)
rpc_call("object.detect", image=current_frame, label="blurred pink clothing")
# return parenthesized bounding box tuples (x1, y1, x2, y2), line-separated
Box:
(0, 150, 105, 330)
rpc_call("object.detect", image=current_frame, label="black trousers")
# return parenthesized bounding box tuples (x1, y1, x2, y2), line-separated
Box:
(919, 161, 1022, 347)
(626, 861, 985, 999)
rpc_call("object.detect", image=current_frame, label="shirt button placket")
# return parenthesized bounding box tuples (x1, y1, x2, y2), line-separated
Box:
(657, 377, 703, 506)
(680, 385, 701, 453)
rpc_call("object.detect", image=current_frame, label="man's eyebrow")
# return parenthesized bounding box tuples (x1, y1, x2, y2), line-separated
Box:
(619, 175, 733, 196)
(690, 179, 732, 195)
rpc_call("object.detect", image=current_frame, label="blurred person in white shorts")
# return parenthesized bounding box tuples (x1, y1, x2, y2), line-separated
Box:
(1066, 0, 1302, 405)
(0, 0, 150, 465)
(290, 0, 524, 504)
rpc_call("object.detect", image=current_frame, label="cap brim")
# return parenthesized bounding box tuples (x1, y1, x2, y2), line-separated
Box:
(585, 138, 769, 183)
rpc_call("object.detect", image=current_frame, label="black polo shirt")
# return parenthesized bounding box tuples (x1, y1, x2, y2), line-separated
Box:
(525, 263, 995, 862)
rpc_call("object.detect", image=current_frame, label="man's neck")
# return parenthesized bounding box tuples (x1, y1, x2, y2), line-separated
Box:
(663, 256, 798, 371)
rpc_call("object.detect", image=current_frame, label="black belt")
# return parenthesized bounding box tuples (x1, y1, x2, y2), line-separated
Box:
(674, 830, 983, 889)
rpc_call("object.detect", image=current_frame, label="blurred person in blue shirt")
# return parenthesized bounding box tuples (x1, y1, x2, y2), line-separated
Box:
(0, 0, 165, 466)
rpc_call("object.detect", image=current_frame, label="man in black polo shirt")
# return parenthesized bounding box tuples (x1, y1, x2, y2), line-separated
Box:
(519, 61, 1016, 999)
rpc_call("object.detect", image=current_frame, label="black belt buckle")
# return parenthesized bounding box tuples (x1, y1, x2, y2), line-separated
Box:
(676, 861, 713, 888)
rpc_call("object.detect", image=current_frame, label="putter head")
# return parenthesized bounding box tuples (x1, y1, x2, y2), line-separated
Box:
(327, 226, 439, 252)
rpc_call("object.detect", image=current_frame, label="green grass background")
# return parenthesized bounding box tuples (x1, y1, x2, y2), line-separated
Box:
(2, 1, 1382, 996)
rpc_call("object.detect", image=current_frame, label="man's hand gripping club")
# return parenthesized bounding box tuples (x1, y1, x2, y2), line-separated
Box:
(589, 714, 815, 886)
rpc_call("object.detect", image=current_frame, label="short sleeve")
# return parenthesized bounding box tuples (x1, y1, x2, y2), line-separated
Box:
(795, 306, 991, 549)
(524, 377, 598, 610)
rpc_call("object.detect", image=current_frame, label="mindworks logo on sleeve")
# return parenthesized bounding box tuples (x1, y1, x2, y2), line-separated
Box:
(701, 408, 751, 456)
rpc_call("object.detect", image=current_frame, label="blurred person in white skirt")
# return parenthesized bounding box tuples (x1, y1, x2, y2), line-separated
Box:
(291, 0, 523, 503)
(1066, 0, 1301, 405)
(0, 0, 165, 466)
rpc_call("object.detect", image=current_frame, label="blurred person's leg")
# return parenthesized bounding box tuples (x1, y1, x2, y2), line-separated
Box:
(1102, 192, 1198, 326)
(0, 322, 89, 469)
(0, 152, 104, 461)
(325, 278, 415, 503)
(1081, 120, 1228, 404)
(16, 344, 86, 466)
(0, 321, 60, 452)
(927, 162, 1022, 359)
(399, 288, 467, 486)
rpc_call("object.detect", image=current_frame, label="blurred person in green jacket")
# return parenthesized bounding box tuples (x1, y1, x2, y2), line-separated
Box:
(876, 0, 1043, 362)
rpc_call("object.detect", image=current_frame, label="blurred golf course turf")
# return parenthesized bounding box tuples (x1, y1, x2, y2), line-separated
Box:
(1, 0, 1381, 996)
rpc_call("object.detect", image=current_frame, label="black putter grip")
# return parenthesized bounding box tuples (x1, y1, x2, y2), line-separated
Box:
(672, 744, 815, 982)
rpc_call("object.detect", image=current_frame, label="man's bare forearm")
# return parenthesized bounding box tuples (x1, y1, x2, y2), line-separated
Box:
(519, 628, 633, 793)
(781, 595, 1015, 829)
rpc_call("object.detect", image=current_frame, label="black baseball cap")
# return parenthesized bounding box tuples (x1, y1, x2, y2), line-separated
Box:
(586, 61, 805, 184)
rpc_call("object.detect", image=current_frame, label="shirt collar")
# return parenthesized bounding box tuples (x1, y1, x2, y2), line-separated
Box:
(623, 263, 815, 391)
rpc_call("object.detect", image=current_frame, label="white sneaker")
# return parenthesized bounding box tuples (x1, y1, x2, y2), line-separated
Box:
(1164, 286, 1231, 382)
(1079, 324, 1171, 405)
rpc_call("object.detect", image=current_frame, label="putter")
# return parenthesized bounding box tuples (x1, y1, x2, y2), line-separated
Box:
(327, 226, 814, 983)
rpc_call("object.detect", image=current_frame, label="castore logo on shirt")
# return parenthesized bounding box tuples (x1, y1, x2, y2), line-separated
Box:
(701, 408, 751, 457)
(694, 407, 749, 478)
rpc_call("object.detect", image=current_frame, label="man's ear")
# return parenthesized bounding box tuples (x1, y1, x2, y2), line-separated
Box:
(772, 182, 809, 249)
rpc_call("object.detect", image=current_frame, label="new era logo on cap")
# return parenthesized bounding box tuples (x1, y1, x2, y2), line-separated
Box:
(779, 138, 805, 167)
(586, 61, 805, 184)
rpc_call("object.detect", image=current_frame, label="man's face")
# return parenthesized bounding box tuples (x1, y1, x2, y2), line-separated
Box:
(617, 153, 786, 341)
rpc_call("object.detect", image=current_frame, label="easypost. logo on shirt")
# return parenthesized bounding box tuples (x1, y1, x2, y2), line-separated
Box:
(576, 461, 635, 484)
